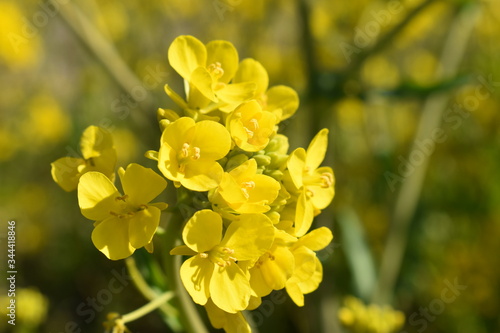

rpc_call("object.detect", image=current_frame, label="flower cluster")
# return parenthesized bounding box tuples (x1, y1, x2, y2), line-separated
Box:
(51, 35, 335, 333)
(338, 296, 405, 333)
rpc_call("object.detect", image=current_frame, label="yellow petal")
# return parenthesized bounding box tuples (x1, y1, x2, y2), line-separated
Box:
(192, 120, 231, 160)
(120, 163, 167, 206)
(297, 256, 323, 294)
(190, 67, 217, 102)
(51, 157, 85, 192)
(183, 210, 222, 253)
(306, 128, 329, 171)
(265, 85, 299, 121)
(170, 245, 197, 256)
(205, 299, 251, 333)
(78, 171, 120, 221)
(128, 207, 161, 249)
(91, 216, 134, 260)
(168, 35, 207, 80)
(222, 214, 274, 261)
(80, 126, 114, 160)
(308, 167, 335, 210)
(180, 256, 213, 306)
(182, 160, 223, 192)
(157, 144, 181, 183)
(286, 148, 306, 190)
(285, 281, 304, 307)
(217, 173, 247, 209)
(210, 263, 251, 313)
(295, 192, 315, 237)
(161, 117, 196, 153)
(295, 227, 333, 251)
(87, 147, 117, 179)
(260, 245, 295, 290)
(291, 246, 316, 282)
(249, 266, 273, 297)
(244, 174, 281, 209)
(206, 40, 239, 84)
(233, 58, 269, 95)
(216, 82, 256, 107)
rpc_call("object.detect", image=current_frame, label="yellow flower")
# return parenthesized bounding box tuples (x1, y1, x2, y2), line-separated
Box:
(51, 126, 117, 192)
(338, 296, 405, 333)
(233, 58, 299, 121)
(205, 298, 251, 333)
(157, 117, 231, 191)
(167, 35, 255, 111)
(170, 210, 274, 313)
(285, 227, 333, 306)
(226, 100, 277, 152)
(285, 128, 335, 236)
(249, 230, 296, 297)
(78, 163, 167, 260)
(211, 158, 281, 214)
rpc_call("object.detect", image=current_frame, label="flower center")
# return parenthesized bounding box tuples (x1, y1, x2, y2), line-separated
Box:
(207, 62, 224, 80)
(109, 195, 147, 218)
(203, 246, 237, 267)
(240, 180, 256, 199)
(243, 118, 259, 139)
(303, 171, 334, 189)
(178, 142, 201, 172)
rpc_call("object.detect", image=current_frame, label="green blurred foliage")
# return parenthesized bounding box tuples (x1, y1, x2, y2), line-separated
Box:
(0, 0, 499, 332)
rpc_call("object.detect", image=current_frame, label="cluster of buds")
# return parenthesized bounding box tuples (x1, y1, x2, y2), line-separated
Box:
(51, 35, 335, 333)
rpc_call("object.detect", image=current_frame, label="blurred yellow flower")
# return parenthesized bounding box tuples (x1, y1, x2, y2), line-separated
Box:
(157, 117, 231, 191)
(51, 125, 117, 192)
(338, 296, 405, 333)
(78, 163, 167, 260)
(0, 1, 41, 69)
(23, 94, 71, 148)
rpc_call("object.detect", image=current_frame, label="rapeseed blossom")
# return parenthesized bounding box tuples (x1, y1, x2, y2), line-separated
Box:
(51, 125, 117, 192)
(78, 163, 167, 260)
(51, 35, 335, 333)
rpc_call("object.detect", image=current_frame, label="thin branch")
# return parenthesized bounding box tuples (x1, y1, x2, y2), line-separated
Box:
(57, 1, 153, 127)
(372, 3, 481, 305)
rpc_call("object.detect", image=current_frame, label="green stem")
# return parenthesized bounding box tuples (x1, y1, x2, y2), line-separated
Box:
(121, 291, 174, 324)
(163, 211, 209, 333)
(125, 257, 178, 317)
(372, 3, 481, 305)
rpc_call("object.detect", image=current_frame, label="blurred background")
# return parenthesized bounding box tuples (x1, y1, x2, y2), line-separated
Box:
(1, 0, 499, 332)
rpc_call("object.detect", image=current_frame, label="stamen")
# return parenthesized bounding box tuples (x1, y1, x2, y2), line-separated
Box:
(199, 253, 208, 258)
(207, 62, 224, 79)
(181, 143, 190, 158)
(115, 195, 129, 202)
(320, 172, 334, 188)
(192, 147, 201, 160)
(240, 181, 255, 199)
(244, 127, 254, 138)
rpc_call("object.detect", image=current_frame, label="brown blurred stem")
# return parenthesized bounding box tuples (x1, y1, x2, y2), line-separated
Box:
(372, 3, 481, 305)
(57, 1, 152, 127)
